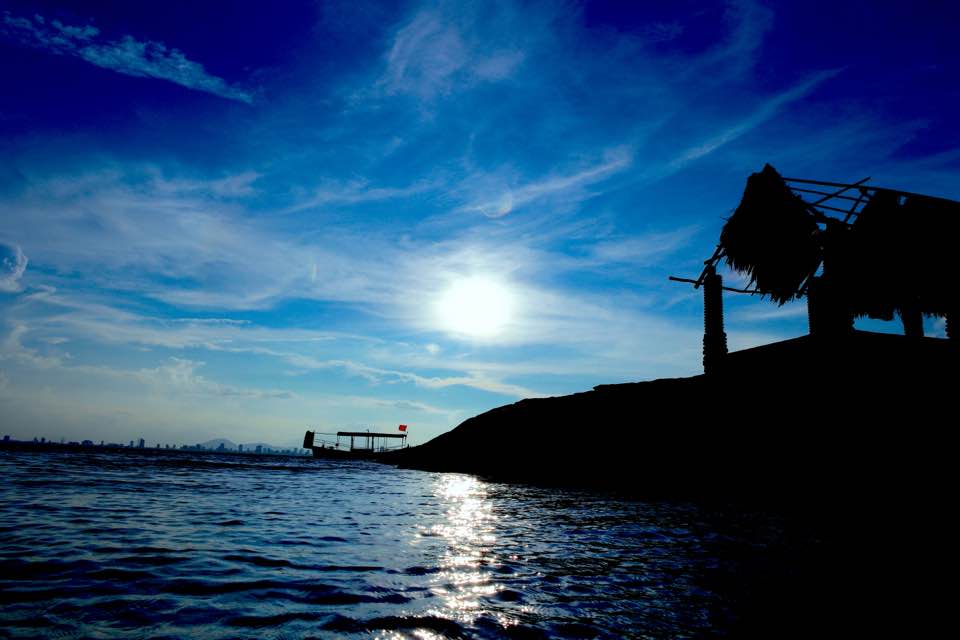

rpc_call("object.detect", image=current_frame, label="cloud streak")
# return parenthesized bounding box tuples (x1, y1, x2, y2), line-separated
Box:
(376, 4, 525, 100)
(1, 12, 253, 103)
(664, 68, 843, 172)
(0, 241, 28, 292)
(462, 148, 633, 218)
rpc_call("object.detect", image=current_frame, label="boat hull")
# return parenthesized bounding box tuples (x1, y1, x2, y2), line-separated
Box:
(308, 446, 381, 460)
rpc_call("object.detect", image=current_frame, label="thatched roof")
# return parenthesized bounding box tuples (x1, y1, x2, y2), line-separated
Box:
(841, 190, 903, 320)
(844, 191, 960, 319)
(719, 164, 821, 304)
(717, 164, 958, 318)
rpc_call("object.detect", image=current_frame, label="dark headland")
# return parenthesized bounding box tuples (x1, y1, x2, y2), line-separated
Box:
(391, 330, 955, 502)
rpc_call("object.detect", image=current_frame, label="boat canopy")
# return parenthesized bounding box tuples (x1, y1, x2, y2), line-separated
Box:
(336, 431, 406, 439)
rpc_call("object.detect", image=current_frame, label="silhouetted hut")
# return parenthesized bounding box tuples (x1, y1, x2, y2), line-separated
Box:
(672, 164, 959, 372)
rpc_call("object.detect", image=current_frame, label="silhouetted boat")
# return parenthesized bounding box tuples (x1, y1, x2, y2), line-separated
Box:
(302, 429, 408, 459)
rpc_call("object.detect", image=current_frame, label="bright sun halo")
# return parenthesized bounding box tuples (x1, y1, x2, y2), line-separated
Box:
(435, 276, 514, 338)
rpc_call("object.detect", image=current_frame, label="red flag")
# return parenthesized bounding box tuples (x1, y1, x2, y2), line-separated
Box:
(398, 424, 408, 432)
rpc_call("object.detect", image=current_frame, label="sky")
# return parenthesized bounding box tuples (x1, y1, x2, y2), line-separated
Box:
(1, 0, 958, 447)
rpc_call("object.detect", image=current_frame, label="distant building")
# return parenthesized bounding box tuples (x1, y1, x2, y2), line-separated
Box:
(238, 444, 244, 452)
(82, 440, 93, 446)
(138, 438, 145, 449)
(2, 435, 9, 442)
(129, 440, 134, 448)
(255, 445, 262, 454)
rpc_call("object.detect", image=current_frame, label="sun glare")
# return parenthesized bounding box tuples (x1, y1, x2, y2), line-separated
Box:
(435, 276, 514, 338)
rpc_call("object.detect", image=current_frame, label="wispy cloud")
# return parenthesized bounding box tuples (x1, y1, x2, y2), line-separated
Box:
(664, 68, 843, 171)
(587, 227, 700, 266)
(3, 278, 550, 399)
(682, 0, 775, 84)
(298, 393, 462, 424)
(286, 178, 437, 213)
(0, 241, 28, 292)
(462, 148, 633, 218)
(304, 355, 546, 399)
(1, 12, 253, 103)
(1, 322, 63, 369)
(376, 5, 525, 100)
(0, 324, 294, 400)
(136, 358, 296, 399)
(148, 171, 262, 198)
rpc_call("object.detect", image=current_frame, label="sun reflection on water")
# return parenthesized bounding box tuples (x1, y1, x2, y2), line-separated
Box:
(419, 474, 509, 626)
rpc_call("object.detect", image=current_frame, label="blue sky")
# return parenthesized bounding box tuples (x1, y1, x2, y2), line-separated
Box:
(1, 0, 958, 446)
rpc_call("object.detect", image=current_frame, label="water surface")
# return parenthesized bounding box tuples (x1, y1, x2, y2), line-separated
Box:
(0, 449, 823, 638)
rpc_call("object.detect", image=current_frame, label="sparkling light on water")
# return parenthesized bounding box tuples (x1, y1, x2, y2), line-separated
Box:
(427, 475, 499, 623)
(0, 448, 813, 638)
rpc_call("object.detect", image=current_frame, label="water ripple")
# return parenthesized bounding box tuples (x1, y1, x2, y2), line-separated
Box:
(1, 448, 824, 638)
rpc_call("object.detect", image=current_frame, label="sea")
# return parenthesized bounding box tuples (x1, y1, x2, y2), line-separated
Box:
(0, 448, 838, 639)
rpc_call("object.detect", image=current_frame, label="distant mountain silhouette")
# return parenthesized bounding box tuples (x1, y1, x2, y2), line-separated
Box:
(200, 438, 290, 450)
(200, 438, 236, 449)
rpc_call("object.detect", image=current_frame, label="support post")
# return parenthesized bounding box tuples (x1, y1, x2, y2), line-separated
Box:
(703, 266, 727, 374)
(807, 276, 825, 336)
(900, 302, 924, 338)
(807, 276, 854, 337)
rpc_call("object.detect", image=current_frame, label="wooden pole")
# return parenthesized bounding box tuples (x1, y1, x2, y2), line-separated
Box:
(807, 275, 853, 337)
(702, 266, 727, 374)
(901, 303, 924, 338)
(670, 276, 762, 295)
(807, 276, 824, 336)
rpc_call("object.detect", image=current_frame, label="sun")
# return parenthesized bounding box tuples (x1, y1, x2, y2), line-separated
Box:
(435, 276, 514, 338)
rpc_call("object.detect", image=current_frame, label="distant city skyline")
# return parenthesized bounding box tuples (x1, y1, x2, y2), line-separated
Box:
(1, 1, 958, 446)
(1, 433, 310, 455)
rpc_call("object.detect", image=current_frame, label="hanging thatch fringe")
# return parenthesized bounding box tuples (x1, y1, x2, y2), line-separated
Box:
(843, 191, 960, 320)
(719, 164, 821, 305)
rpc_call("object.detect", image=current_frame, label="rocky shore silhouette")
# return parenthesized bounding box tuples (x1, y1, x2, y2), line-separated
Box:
(391, 330, 954, 502)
